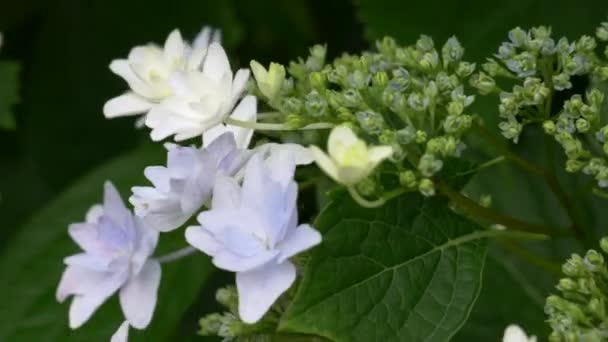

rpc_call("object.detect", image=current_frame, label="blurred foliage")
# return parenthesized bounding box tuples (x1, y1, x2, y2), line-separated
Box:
(0, 61, 20, 129)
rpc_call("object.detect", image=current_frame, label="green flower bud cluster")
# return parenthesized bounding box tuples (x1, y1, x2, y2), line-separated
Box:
(198, 286, 274, 340)
(543, 89, 607, 187)
(545, 237, 608, 341)
(252, 35, 479, 197)
(470, 26, 607, 144)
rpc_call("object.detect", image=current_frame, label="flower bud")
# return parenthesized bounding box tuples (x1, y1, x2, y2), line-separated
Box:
(399, 170, 417, 188)
(198, 313, 224, 336)
(600, 237, 608, 254)
(418, 153, 443, 177)
(584, 250, 604, 273)
(419, 51, 440, 72)
(396, 126, 416, 144)
(576, 35, 596, 52)
(216, 286, 238, 313)
(506, 52, 537, 77)
(285, 114, 308, 129)
(309, 71, 326, 90)
(597, 22, 608, 41)
(455, 61, 476, 78)
(557, 278, 577, 292)
(416, 35, 435, 52)
(543, 120, 557, 135)
(483, 59, 513, 77)
(348, 70, 370, 89)
(418, 178, 435, 197)
(442, 36, 464, 67)
(415, 130, 427, 144)
(408, 92, 430, 112)
(508, 27, 527, 46)
(562, 254, 585, 277)
(306, 44, 326, 71)
(447, 101, 464, 116)
(565, 159, 585, 173)
(469, 72, 496, 95)
(373, 71, 389, 88)
(552, 73, 572, 91)
(356, 110, 385, 135)
(305, 90, 329, 117)
(499, 118, 523, 143)
(576, 118, 590, 133)
(250, 60, 286, 100)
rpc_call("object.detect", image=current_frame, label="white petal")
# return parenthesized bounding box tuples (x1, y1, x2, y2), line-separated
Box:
(211, 175, 241, 209)
(185, 226, 223, 256)
(163, 29, 185, 64)
(367, 145, 393, 166)
(192, 26, 212, 50)
(503, 325, 536, 342)
(68, 223, 102, 254)
(103, 181, 131, 227)
(68, 271, 127, 328)
(227, 95, 256, 149)
(203, 43, 231, 82)
(277, 224, 322, 263)
(56, 265, 108, 302)
(255, 143, 314, 166)
(85, 204, 104, 223)
(309, 146, 339, 182)
(120, 260, 161, 329)
(213, 249, 278, 273)
(202, 123, 229, 148)
(111, 321, 130, 342)
(109, 60, 155, 99)
(327, 125, 360, 158)
(236, 261, 296, 323)
(231, 69, 251, 102)
(104, 93, 153, 118)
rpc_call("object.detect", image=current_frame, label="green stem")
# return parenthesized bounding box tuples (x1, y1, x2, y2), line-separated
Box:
(436, 181, 568, 235)
(500, 240, 562, 275)
(474, 123, 585, 240)
(347, 186, 409, 208)
(224, 117, 334, 131)
(451, 155, 506, 178)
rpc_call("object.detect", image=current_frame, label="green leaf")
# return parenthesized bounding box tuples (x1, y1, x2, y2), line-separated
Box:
(453, 244, 548, 341)
(0, 144, 214, 341)
(279, 192, 487, 341)
(0, 60, 20, 130)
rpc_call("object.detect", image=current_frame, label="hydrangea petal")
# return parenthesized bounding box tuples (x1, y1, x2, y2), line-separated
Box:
(119, 260, 161, 329)
(236, 261, 296, 323)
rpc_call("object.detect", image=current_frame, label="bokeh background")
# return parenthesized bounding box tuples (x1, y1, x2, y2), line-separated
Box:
(0, 0, 607, 340)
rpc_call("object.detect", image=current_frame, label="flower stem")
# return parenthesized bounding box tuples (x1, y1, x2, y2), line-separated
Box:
(473, 123, 585, 240)
(436, 181, 568, 235)
(156, 246, 198, 263)
(224, 117, 334, 131)
(347, 186, 409, 208)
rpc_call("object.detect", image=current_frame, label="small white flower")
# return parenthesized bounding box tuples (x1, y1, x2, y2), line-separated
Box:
(309, 125, 393, 185)
(56, 182, 161, 331)
(104, 27, 221, 120)
(130, 132, 251, 232)
(503, 324, 537, 342)
(250, 60, 286, 100)
(145, 42, 250, 141)
(185, 152, 322, 323)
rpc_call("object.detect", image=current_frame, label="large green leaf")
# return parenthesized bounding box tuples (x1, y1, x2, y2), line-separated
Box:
(0, 60, 19, 130)
(453, 244, 548, 341)
(279, 193, 487, 341)
(0, 144, 214, 341)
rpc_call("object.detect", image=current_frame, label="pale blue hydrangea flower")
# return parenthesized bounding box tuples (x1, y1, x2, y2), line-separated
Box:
(130, 132, 251, 232)
(57, 182, 161, 333)
(185, 152, 321, 323)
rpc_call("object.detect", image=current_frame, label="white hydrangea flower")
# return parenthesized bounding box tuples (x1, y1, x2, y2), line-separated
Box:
(111, 321, 130, 342)
(56, 182, 161, 333)
(185, 152, 322, 323)
(130, 132, 251, 232)
(145, 42, 250, 141)
(104, 27, 220, 119)
(202, 95, 257, 149)
(503, 324, 537, 342)
(309, 125, 393, 185)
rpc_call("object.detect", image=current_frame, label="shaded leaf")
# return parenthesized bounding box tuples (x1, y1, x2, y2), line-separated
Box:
(0, 60, 19, 130)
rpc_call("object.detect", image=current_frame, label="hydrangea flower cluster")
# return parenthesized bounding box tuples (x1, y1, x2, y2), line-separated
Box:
(545, 237, 608, 341)
(251, 35, 478, 199)
(56, 28, 328, 341)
